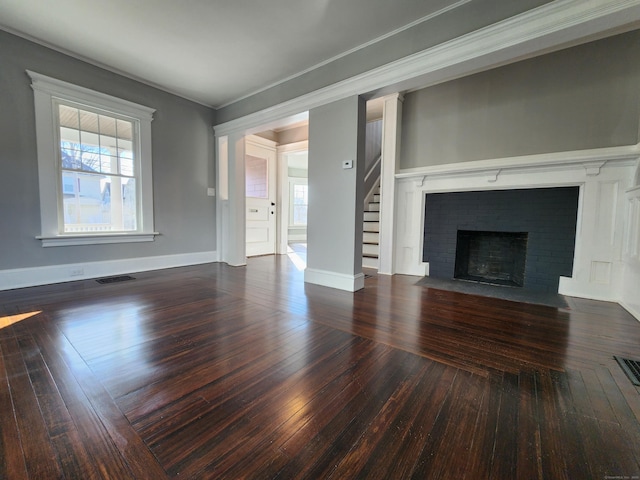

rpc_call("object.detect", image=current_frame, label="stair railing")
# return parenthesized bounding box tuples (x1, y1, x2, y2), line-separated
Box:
(364, 154, 382, 207)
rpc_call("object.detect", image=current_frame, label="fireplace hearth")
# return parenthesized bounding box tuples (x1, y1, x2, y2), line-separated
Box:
(454, 230, 528, 287)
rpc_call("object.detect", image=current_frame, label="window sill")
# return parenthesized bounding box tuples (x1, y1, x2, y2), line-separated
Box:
(36, 232, 160, 247)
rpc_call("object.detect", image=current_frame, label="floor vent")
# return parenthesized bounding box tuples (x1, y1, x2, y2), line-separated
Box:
(614, 356, 640, 386)
(96, 275, 135, 285)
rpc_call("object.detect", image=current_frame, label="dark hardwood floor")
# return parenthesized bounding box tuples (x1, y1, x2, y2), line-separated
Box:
(1, 253, 640, 479)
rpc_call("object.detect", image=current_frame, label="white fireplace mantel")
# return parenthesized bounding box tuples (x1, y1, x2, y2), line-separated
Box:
(396, 145, 639, 184)
(393, 145, 639, 303)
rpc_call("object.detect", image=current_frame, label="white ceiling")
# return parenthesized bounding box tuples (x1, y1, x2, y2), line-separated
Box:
(0, 0, 465, 108)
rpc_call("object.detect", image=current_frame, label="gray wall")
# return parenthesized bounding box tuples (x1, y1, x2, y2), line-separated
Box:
(307, 97, 365, 275)
(0, 30, 217, 271)
(216, 0, 549, 123)
(401, 31, 640, 168)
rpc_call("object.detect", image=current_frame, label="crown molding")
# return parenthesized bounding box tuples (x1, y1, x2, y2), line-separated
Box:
(215, 0, 473, 109)
(214, 0, 640, 137)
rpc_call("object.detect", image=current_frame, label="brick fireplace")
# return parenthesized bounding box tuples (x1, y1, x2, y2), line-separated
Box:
(422, 187, 579, 293)
(392, 148, 637, 306)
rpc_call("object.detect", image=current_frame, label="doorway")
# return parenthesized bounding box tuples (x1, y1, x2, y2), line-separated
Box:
(276, 141, 308, 255)
(245, 135, 277, 257)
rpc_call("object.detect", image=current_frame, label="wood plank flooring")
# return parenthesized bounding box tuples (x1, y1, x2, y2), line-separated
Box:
(1, 254, 639, 479)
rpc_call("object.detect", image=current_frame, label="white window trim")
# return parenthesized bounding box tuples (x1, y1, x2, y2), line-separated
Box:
(28, 70, 158, 247)
(289, 177, 308, 227)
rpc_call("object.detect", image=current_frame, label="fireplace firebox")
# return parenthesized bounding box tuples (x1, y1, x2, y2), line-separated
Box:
(454, 230, 528, 287)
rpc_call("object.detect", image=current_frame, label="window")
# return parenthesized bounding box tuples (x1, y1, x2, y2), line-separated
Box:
(28, 71, 157, 246)
(289, 178, 308, 226)
(245, 154, 268, 198)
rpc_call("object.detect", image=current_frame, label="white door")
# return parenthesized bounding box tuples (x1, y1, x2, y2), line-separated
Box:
(245, 136, 277, 257)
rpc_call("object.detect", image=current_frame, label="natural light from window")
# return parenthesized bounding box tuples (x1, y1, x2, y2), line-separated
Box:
(287, 244, 306, 271)
(292, 184, 308, 225)
(58, 103, 138, 233)
(28, 70, 156, 246)
(0, 311, 42, 329)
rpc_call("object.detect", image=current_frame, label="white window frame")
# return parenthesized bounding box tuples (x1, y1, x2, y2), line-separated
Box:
(28, 71, 158, 247)
(289, 177, 308, 227)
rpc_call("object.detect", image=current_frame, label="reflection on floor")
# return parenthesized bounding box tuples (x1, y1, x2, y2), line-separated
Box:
(1, 257, 639, 479)
(286, 242, 306, 270)
(416, 275, 569, 308)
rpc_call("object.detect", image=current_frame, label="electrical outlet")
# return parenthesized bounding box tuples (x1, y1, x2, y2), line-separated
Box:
(70, 268, 84, 277)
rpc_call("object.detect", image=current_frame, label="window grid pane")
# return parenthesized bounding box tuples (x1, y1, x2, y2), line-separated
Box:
(61, 172, 137, 233)
(58, 104, 136, 178)
(291, 183, 308, 226)
(246, 155, 268, 199)
(57, 102, 139, 233)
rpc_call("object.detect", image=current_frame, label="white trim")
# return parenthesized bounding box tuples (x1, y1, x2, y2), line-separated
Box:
(226, 132, 247, 266)
(378, 93, 403, 276)
(557, 278, 619, 303)
(395, 146, 640, 181)
(245, 134, 278, 149)
(288, 177, 308, 227)
(277, 141, 309, 254)
(0, 251, 218, 291)
(304, 268, 365, 292)
(393, 147, 636, 303)
(37, 232, 160, 247)
(288, 233, 307, 242)
(277, 141, 309, 154)
(620, 301, 640, 323)
(214, 0, 640, 136)
(364, 154, 382, 185)
(27, 71, 157, 244)
(27, 70, 155, 119)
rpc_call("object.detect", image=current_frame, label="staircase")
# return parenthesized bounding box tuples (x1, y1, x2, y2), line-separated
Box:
(362, 183, 380, 269)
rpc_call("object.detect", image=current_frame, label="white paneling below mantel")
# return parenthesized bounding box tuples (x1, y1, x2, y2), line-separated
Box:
(393, 146, 639, 307)
(621, 165, 640, 321)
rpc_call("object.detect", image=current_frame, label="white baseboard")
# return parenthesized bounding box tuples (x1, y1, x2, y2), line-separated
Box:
(0, 250, 218, 291)
(288, 234, 307, 242)
(558, 277, 618, 303)
(304, 268, 365, 292)
(619, 301, 640, 323)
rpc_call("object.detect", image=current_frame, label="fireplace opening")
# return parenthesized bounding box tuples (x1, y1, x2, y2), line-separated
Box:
(454, 230, 528, 287)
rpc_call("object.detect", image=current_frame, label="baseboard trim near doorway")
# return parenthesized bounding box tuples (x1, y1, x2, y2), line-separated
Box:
(304, 268, 365, 292)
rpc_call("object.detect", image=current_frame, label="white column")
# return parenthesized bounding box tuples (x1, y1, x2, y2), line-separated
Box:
(378, 93, 403, 275)
(216, 131, 247, 266)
